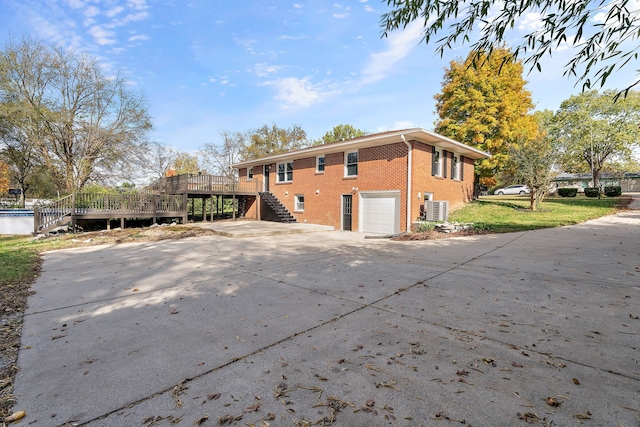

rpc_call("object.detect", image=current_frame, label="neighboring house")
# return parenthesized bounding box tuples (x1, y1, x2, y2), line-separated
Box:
(232, 128, 490, 234)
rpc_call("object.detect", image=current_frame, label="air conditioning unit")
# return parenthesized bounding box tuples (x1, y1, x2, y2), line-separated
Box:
(424, 200, 449, 221)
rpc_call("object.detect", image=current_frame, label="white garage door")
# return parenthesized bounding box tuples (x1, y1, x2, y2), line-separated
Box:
(361, 192, 400, 234)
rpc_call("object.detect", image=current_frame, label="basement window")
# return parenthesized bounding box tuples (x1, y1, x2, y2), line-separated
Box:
(295, 194, 304, 212)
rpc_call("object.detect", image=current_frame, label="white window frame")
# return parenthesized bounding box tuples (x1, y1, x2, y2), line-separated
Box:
(344, 150, 358, 177)
(294, 194, 304, 212)
(277, 161, 293, 183)
(316, 155, 325, 173)
(247, 167, 253, 180)
(433, 148, 442, 177)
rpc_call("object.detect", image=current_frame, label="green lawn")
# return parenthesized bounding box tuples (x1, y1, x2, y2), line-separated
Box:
(449, 194, 631, 233)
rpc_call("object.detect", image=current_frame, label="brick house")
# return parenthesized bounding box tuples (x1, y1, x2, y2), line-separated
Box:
(232, 128, 490, 234)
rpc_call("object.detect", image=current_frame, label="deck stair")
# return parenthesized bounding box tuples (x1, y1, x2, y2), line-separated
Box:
(260, 192, 296, 223)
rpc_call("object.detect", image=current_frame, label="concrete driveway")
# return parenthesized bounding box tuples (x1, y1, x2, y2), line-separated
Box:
(13, 203, 640, 426)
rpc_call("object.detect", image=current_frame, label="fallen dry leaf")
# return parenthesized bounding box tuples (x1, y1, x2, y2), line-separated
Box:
(545, 397, 563, 407)
(575, 410, 592, 420)
(572, 378, 580, 385)
(4, 410, 26, 423)
(244, 403, 260, 413)
(207, 393, 221, 400)
(193, 414, 209, 425)
(517, 412, 541, 423)
(218, 413, 243, 425)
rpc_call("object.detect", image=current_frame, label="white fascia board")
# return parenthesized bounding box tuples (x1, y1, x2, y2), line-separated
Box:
(231, 128, 490, 169)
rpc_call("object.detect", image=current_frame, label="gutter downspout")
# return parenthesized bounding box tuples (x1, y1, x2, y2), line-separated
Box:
(401, 135, 411, 233)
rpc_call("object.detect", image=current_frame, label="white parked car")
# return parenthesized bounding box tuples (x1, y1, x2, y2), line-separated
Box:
(494, 184, 530, 195)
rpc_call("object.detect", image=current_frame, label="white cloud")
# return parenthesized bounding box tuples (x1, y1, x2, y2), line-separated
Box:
(333, 3, 351, 17)
(127, 0, 149, 10)
(360, 21, 422, 85)
(517, 12, 543, 31)
(66, 0, 85, 9)
(279, 34, 306, 40)
(261, 77, 324, 110)
(252, 63, 284, 77)
(106, 6, 125, 18)
(128, 34, 149, 42)
(235, 38, 258, 53)
(88, 25, 116, 45)
(84, 5, 99, 18)
(293, 3, 303, 8)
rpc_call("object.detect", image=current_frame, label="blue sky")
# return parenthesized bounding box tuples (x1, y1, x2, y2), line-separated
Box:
(1, 0, 638, 154)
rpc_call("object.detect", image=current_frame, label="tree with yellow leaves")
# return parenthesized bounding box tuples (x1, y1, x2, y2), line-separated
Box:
(434, 47, 539, 193)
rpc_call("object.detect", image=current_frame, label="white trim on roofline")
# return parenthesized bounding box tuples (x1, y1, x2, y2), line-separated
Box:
(231, 128, 491, 169)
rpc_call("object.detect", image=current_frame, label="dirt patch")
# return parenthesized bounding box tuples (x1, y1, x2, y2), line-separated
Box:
(51, 224, 216, 245)
(391, 229, 489, 241)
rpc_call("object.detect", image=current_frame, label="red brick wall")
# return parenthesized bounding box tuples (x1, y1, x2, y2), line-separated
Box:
(411, 141, 474, 221)
(242, 140, 475, 230)
(253, 143, 408, 230)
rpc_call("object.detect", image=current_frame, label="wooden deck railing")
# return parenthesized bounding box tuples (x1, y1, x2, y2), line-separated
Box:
(34, 193, 186, 234)
(74, 193, 184, 214)
(33, 194, 75, 235)
(150, 174, 261, 194)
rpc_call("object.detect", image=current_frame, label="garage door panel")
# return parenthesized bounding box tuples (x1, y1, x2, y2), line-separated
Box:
(361, 192, 400, 234)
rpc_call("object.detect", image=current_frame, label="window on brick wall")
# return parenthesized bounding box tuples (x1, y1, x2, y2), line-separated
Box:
(451, 154, 460, 180)
(277, 161, 293, 182)
(345, 151, 358, 177)
(295, 194, 304, 212)
(248, 167, 253, 180)
(316, 156, 325, 173)
(431, 147, 442, 177)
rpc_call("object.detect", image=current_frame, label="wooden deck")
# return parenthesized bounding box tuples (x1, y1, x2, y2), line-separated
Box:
(33, 175, 263, 234)
(33, 193, 186, 234)
(150, 174, 261, 196)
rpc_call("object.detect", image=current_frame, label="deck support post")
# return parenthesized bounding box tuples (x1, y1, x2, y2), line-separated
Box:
(257, 194, 261, 221)
(182, 193, 188, 224)
(71, 193, 77, 233)
(232, 194, 236, 221)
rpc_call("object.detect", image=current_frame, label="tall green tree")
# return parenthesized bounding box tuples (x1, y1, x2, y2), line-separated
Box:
(549, 90, 640, 186)
(434, 47, 538, 189)
(242, 124, 308, 160)
(314, 124, 368, 145)
(0, 38, 152, 195)
(381, 0, 640, 96)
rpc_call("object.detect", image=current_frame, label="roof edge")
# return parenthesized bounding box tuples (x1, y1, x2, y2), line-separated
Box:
(231, 128, 490, 168)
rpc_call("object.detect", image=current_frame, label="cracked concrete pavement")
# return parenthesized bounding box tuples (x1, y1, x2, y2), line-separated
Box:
(12, 197, 640, 426)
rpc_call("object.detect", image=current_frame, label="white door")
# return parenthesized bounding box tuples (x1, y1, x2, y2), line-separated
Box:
(360, 192, 400, 234)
